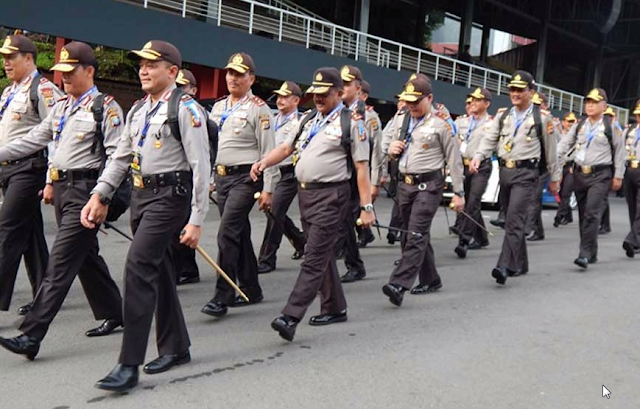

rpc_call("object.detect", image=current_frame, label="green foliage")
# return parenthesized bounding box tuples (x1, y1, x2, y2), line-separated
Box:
(94, 47, 139, 83)
(423, 10, 445, 48)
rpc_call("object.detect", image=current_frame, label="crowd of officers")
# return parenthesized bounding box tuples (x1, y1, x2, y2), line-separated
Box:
(0, 34, 638, 393)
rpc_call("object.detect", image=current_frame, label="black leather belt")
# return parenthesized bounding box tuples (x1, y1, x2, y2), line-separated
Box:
(280, 164, 295, 174)
(626, 160, 640, 169)
(215, 164, 252, 176)
(499, 158, 539, 169)
(400, 170, 442, 185)
(51, 168, 100, 182)
(573, 164, 611, 175)
(0, 150, 46, 166)
(133, 171, 192, 189)
(298, 180, 349, 190)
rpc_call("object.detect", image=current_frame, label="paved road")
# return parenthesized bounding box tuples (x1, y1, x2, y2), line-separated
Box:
(0, 194, 637, 409)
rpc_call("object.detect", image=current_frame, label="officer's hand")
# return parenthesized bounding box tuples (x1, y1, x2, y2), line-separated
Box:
(209, 183, 215, 193)
(611, 177, 622, 192)
(80, 194, 108, 229)
(371, 185, 379, 202)
(468, 158, 480, 174)
(180, 224, 202, 249)
(548, 181, 560, 195)
(388, 140, 406, 157)
(42, 184, 54, 205)
(258, 191, 272, 211)
(380, 175, 387, 186)
(450, 195, 465, 213)
(250, 161, 266, 182)
(357, 211, 376, 228)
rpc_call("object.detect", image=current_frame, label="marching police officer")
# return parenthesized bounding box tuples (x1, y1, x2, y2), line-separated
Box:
(0, 34, 63, 315)
(382, 78, 464, 306)
(201, 53, 278, 316)
(622, 99, 640, 258)
(251, 67, 374, 341)
(470, 70, 559, 284)
(0, 42, 125, 361)
(452, 87, 493, 259)
(256, 81, 306, 274)
(81, 40, 210, 391)
(598, 106, 624, 235)
(554, 112, 577, 227)
(557, 88, 626, 269)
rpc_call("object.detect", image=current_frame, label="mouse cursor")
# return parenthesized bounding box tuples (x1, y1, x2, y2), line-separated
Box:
(602, 385, 611, 399)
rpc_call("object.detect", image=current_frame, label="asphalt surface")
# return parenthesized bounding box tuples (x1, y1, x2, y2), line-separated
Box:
(0, 194, 638, 409)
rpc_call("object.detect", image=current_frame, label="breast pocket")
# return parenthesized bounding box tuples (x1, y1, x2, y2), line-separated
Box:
(419, 130, 440, 150)
(74, 119, 95, 140)
(10, 101, 28, 114)
(322, 127, 343, 146)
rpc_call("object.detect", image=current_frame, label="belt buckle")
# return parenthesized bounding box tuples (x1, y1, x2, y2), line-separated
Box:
(49, 167, 60, 182)
(505, 159, 516, 169)
(216, 165, 227, 176)
(404, 175, 413, 185)
(0, 161, 8, 166)
(463, 158, 471, 166)
(632, 161, 639, 169)
(418, 182, 427, 191)
(300, 182, 306, 189)
(132, 174, 145, 188)
(581, 165, 592, 174)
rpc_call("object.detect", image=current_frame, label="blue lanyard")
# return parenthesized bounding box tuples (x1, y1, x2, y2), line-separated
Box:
(512, 105, 533, 138)
(0, 70, 38, 118)
(138, 101, 164, 147)
(465, 116, 477, 142)
(406, 115, 426, 143)
(219, 98, 244, 128)
(275, 111, 297, 132)
(585, 118, 603, 149)
(54, 86, 97, 141)
(302, 103, 344, 150)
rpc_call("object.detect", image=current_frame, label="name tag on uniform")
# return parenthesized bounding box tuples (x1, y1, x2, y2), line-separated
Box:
(235, 111, 248, 120)
(459, 141, 468, 155)
(13, 93, 27, 103)
(576, 149, 586, 162)
(75, 111, 93, 122)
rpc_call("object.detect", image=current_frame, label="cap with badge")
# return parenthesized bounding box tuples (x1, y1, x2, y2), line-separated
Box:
(564, 112, 577, 122)
(176, 69, 197, 86)
(408, 72, 431, 83)
(532, 91, 547, 106)
(225, 53, 255, 74)
(340, 65, 363, 83)
(585, 88, 607, 102)
(0, 34, 37, 55)
(397, 79, 432, 102)
(633, 99, 640, 115)
(130, 40, 182, 67)
(361, 80, 371, 95)
(508, 70, 535, 89)
(51, 42, 97, 72)
(467, 87, 492, 101)
(306, 67, 343, 94)
(273, 81, 302, 97)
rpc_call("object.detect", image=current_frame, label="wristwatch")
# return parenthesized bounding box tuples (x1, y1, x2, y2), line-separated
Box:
(454, 191, 465, 198)
(360, 203, 374, 213)
(92, 190, 111, 205)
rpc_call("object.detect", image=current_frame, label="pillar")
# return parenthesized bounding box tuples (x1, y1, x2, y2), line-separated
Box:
(190, 64, 227, 99)
(457, 0, 474, 56)
(535, 0, 551, 83)
(480, 24, 491, 62)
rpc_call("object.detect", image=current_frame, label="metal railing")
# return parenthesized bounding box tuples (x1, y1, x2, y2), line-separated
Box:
(124, 0, 628, 123)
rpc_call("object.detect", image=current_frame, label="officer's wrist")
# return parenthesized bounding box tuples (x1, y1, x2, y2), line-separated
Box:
(360, 203, 374, 213)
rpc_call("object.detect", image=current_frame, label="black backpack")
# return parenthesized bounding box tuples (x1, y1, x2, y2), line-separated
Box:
(498, 104, 547, 173)
(90, 94, 132, 222)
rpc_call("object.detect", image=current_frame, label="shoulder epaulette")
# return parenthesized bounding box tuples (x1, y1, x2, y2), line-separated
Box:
(303, 109, 313, 115)
(488, 115, 494, 120)
(435, 111, 450, 121)
(103, 95, 115, 106)
(436, 103, 444, 109)
(366, 105, 374, 111)
(251, 95, 266, 106)
(497, 107, 507, 113)
(458, 114, 468, 118)
(541, 108, 551, 116)
(215, 95, 228, 103)
(351, 111, 363, 121)
(180, 94, 194, 103)
(57, 95, 68, 102)
(397, 109, 406, 116)
(39, 77, 49, 85)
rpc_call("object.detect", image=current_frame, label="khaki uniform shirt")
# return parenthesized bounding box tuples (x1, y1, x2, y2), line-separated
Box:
(94, 85, 211, 226)
(455, 113, 492, 159)
(274, 111, 299, 168)
(624, 125, 640, 167)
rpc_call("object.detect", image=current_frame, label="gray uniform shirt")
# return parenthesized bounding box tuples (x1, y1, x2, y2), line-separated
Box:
(0, 88, 123, 183)
(474, 105, 559, 181)
(364, 106, 385, 186)
(286, 107, 369, 184)
(455, 113, 492, 159)
(0, 70, 64, 147)
(273, 111, 299, 167)
(93, 85, 211, 226)
(624, 124, 640, 162)
(557, 117, 626, 179)
(209, 91, 279, 192)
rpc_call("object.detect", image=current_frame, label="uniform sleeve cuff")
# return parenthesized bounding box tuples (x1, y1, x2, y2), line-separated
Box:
(92, 182, 115, 200)
(188, 211, 206, 227)
(453, 180, 464, 192)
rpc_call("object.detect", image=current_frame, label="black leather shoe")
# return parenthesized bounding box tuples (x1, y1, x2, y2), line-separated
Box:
(229, 294, 263, 308)
(340, 269, 366, 283)
(291, 249, 304, 260)
(623, 242, 637, 258)
(177, 276, 200, 285)
(467, 240, 489, 250)
(574, 257, 589, 269)
(0, 334, 40, 360)
(410, 279, 442, 295)
(382, 283, 405, 306)
(257, 264, 275, 274)
(508, 268, 528, 277)
(335, 248, 345, 259)
(143, 351, 191, 374)
(588, 256, 598, 264)
(454, 244, 467, 259)
(491, 267, 508, 285)
(308, 311, 347, 326)
(95, 364, 139, 392)
(560, 217, 572, 225)
(201, 300, 228, 317)
(526, 232, 545, 241)
(357, 233, 375, 248)
(490, 219, 505, 229)
(271, 315, 299, 342)
(599, 226, 611, 235)
(17, 302, 33, 316)
(86, 319, 123, 337)
(553, 219, 560, 228)
(387, 231, 401, 245)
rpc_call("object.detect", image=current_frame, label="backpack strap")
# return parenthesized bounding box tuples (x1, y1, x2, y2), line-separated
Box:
(292, 108, 318, 146)
(399, 112, 411, 142)
(168, 87, 185, 142)
(30, 73, 42, 117)
(90, 93, 106, 155)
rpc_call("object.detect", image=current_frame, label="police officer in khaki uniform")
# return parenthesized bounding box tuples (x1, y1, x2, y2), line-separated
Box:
(598, 106, 624, 235)
(383, 99, 406, 244)
(256, 81, 306, 274)
(0, 34, 63, 315)
(382, 78, 464, 307)
(557, 88, 626, 269)
(622, 99, 640, 258)
(0, 43, 125, 361)
(554, 112, 577, 227)
(201, 53, 278, 316)
(470, 70, 559, 284)
(80, 40, 210, 392)
(251, 67, 374, 341)
(452, 87, 493, 259)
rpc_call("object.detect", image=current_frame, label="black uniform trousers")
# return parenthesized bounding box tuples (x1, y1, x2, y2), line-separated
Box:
(573, 167, 612, 259)
(455, 160, 490, 245)
(496, 166, 538, 273)
(282, 182, 350, 320)
(20, 177, 122, 340)
(258, 169, 305, 269)
(213, 172, 263, 305)
(624, 166, 640, 249)
(335, 197, 366, 273)
(119, 182, 191, 366)
(600, 200, 611, 231)
(172, 243, 199, 282)
(555, 163, 574, 223)
(525, 172, 549, 237)
(0, 157, 48, 311)
(389, 176, 444, 290)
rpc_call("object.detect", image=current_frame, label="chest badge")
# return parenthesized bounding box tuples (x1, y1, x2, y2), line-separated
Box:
(154, 139, 162, 149)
